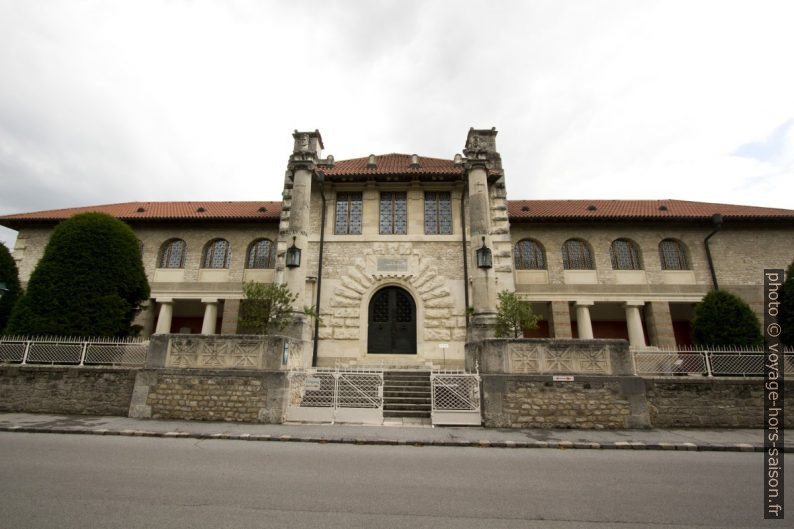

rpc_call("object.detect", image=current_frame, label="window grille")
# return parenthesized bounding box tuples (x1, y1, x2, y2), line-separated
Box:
(159, 239, 186, 268)
(379, 192, 407, 234)
(424, 192, 453, 234)
(659, 239, 689, 270)
(514, 239, 546, 270)
(202, 239, 230, 269)
(334, 192, 363, 235)
(561, 239, 594, 270)
(610, 239, 642, 270)
(247, 239, 274, 269)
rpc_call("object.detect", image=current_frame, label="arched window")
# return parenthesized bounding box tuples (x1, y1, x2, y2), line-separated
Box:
(562, 239, 594, 270)
(246, 239, 275, 269)
(514, 239, 546, 270)
(202, 239, 230, 269)
(610, 239, 642, 270)
(659, 239, 689, 270)
(158, 239, 186, 269)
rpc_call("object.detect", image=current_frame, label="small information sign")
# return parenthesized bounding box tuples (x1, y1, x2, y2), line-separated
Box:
(552, 375, 575, 382)
(304, 377, 322, 391)
(438, 343, 449, 349)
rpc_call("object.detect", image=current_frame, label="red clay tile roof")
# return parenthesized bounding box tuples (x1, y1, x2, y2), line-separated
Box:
(0, 201, 281, 227)
(507, 199, 794, 221)
(322, 154, 463, 176)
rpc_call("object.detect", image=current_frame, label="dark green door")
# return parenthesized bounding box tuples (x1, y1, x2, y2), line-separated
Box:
(368, 287, 416, 354)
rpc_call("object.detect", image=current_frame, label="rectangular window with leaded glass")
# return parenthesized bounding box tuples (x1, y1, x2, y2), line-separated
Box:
(379, 192, 407, 234)
(424, 191, 453, 234)
(334, 192, 363, 235)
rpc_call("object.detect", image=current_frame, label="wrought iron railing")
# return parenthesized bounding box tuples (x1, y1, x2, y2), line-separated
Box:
(285, 366, 384, 424)
(631, 346, 794, 378)
(0, 336, 148, 367)
(430, 366, 482, 426)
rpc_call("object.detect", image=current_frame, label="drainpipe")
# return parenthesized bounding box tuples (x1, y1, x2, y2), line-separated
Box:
(312, 171, 327, 367)
(704, 213, 722, 290)
(460, 179, 470, 328)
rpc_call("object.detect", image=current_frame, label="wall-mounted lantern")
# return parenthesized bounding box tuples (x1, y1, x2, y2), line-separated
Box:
(286, 236, 301, 268)
(476, 236, 492, 269)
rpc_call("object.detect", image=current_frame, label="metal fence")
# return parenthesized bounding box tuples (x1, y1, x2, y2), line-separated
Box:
(631, 346, 794, 378)
(285, 367, 384, 424)
(430, 368, 482, 426)
(0, 336, 149, 367)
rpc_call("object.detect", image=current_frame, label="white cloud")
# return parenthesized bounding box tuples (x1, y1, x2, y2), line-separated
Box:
(1, 0, 793, 248)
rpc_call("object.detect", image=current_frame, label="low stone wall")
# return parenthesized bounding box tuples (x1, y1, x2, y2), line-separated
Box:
(646, 378, 794, 428)
(482, 374, 648, 429)
(0, 365, 137, 416)
(128, 369, 287, 423)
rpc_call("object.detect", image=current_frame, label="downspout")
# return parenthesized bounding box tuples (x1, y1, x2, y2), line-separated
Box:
(312, 171, 327, 367)
(703, 213, 722, 290)
(460, 179, 470, 328)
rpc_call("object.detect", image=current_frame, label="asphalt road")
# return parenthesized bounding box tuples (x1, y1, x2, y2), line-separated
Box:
(0, 432, 789, 529)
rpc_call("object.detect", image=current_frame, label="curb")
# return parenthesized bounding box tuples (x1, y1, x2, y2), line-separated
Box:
(0, 426, 784, 453)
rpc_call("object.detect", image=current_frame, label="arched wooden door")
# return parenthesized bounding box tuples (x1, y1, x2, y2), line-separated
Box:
(367, 287, 416, 354)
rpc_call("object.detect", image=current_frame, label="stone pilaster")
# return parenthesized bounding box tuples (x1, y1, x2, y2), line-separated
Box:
(549, 300, 573, 338)
(645, 301, 676, 347)
(220, 299, 241, 334)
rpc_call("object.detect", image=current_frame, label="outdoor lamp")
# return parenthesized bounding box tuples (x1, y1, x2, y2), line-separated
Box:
(285, 236, 301, 268)
(476, 236, 492, 269)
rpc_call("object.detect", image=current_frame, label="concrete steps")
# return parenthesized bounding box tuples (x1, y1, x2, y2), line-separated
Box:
(383, 370, 431, 419)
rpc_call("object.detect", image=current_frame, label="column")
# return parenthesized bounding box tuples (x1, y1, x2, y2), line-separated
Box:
(220, 299, 241, 334)
(154, 300, 173, 334)
(575, 301, 594, 339)
(550, 301, 573, 338)
(624, 301, 647, 348)
(201, 299, 219, 335)
(645, 301, 676, 347)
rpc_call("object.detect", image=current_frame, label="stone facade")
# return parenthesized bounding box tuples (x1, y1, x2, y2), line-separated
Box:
(0, 365, 137, 416)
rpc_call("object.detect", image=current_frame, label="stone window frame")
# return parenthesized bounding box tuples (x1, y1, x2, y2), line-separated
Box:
(609, 238, 643, 270)
(201, 238, 231, 269)
(423, 191, 453, 235)
(379, 191, 408, 235)
(334, 191, 363, 235)
(158, 238, 187, 269)
(246, 238, 275, 269)
(514, 239, 547, 270)
(659, 238, 690, 270)
(561, 238, 595, 270)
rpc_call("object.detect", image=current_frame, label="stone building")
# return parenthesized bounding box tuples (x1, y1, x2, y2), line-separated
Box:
(2, 128, 793, 367)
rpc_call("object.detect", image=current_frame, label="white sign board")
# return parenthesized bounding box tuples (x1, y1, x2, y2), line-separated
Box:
(552, 375, 575, 382)
(438, 343, 449, 349)
(304, 377, 322, 391)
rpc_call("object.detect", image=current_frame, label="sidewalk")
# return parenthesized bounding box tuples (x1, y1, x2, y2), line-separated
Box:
(0, 412, 787, 453)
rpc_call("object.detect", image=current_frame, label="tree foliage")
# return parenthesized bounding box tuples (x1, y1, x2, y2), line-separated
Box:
(781, 260, 794, 348)
(237, 282, 312, 335)
(0, 243, 22, 333)
(495, 290, 540, 338)
(692, 289, 763, 347)
(5, 213, 150, 337)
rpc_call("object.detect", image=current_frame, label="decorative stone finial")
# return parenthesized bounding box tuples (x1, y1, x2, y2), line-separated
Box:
(367, 154, 377, 168)
(289, 129, 324, 172)
(410, 154, 420, 169)
(462, 127, 502, 174)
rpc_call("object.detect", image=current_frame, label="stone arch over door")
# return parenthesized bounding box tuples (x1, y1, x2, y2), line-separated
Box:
(368, 286, 417, 354)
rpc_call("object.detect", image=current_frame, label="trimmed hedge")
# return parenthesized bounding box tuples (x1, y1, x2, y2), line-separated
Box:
(781, 261, 794, 348)
(692, 289, 763, 347)
(5, 213, 150, 336)
(0, 243, 22, 333)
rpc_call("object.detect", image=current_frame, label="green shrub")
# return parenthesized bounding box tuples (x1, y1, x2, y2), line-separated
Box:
(5, 213, 150, 337)
(0, 243, 22, 333)
(781, 261, 794, 348)
(692, 290, 763, 347)
(495, 290, 539, 338)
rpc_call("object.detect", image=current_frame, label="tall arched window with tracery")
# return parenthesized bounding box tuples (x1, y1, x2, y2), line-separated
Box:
(659, 239, 689, 270)
(610, 239, 643, 270)
(158, 239, 186, 268)
(246, 239, 275, 269)
(514, 239, 546, 270)
(202, 239, 230, 269)
(561, 239, 594, 270)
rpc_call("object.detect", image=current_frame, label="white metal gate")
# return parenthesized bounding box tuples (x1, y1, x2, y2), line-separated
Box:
(430, 369, 482, 426)
(285, 367, 384, 424)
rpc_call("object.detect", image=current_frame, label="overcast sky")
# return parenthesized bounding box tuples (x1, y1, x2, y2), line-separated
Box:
(1, 0, 793, 248)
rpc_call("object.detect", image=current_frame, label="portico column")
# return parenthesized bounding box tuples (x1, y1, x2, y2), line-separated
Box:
(154, 300, 173, 334)
(201, 299, 219, 335)
(575, 301, 594, 339)
(624, 301, 647, 348)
